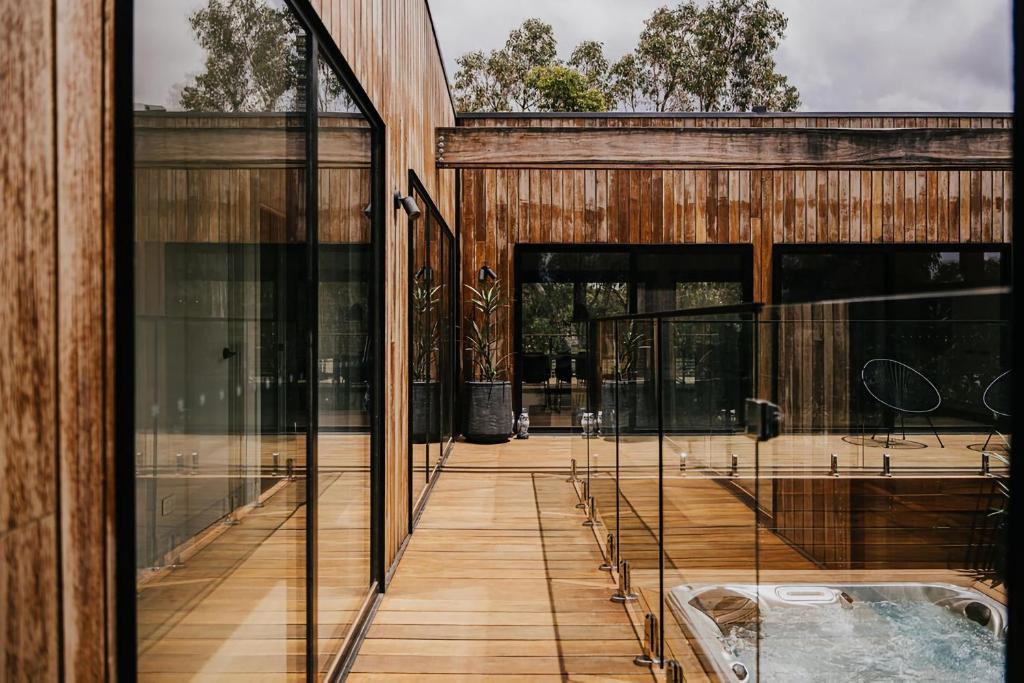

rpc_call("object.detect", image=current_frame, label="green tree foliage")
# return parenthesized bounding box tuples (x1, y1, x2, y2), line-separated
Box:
(179, 0, 305, 112)
(526, 65, 608, 112)
(453, 1, 799, 113)
(454, 18, 560, 112)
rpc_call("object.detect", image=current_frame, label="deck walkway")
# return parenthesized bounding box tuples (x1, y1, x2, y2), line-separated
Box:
(349, 438, 656, 682)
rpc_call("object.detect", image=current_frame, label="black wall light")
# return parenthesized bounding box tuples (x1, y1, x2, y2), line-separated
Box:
(477, 264, 498, 282)
(393, 191, 421, 219)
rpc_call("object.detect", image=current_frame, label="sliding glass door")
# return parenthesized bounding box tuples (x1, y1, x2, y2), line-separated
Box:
(409, 173, 456, 518)
(131, 1, 380, 678)
(514, 245, 752, 430)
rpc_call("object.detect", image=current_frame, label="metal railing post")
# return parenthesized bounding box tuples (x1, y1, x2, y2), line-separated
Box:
(633, 611, 663, 666)
(576, 479, 589, 509)
(566, 457, 578, 483)
(583, 496, 597, 527)
(830, 452, 839, 477)
(599, 532, 616, 571)
(666, 659, 685, 682)
(611, 559, 638, 602)
(882, 452, 892, 477)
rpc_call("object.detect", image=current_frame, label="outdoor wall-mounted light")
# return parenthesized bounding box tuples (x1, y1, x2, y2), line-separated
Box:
(414, 265, 433, 282)
(393, 191, 421, 219)
(477, 264, 497, 282)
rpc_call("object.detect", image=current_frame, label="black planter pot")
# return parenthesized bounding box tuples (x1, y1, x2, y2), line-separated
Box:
(602, 379, 635, 433)
(462, 381, 513, 444)
(411, 380, 440, 443)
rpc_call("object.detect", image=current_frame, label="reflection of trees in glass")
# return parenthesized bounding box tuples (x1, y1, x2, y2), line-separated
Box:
(521, 282, 627, 354)
(411, 281, 441, 382)
(179, 0, 305, 112)
(675, 281, 744, 309)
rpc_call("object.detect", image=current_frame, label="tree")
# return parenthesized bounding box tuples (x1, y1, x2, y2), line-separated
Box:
(618, 0, 799, 112)
(526, 65, 607, 112)
(453, 2, 800, 113)
(607, 54, 644, 112)
(453, 19, 560, 112)
(179, 0, 304, 112)
(569, 40, 610, 91)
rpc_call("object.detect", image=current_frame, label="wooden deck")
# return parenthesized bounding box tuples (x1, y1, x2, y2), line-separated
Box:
(353, 433, 1006, 682)
(349, 438, 656, 682)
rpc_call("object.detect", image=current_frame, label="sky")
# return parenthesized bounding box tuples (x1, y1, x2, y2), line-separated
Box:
(429, 0, 1013, 112)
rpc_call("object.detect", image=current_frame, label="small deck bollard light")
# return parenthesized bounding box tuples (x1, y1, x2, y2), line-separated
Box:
(168, 534, 186, 569)
(634, 612, 663, 666)
(679, 452, 688, 473)
(286, 458, 295, 481)
(599, 533, 616, 571)
(176, 452, 184, 475)
(566, 458, 578, 483)
(272, 452, 280, 476)
(576, 479, 589, 509)
(882, 452, 892, 477)
(666, 659, 685, 683)
(191, 452, 199, 475)
(583, 496, 597, 527)
(981, 451, 991, 475)
(611, 559, 639, 603)
(730, 453, 738, 477)
(830, 453, 839, 477)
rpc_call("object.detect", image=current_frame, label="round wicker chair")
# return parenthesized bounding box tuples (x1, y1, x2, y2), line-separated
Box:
(861, 358, 944, 448)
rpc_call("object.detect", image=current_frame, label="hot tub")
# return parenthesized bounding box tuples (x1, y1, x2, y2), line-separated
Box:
(667, 583, 1006, 682)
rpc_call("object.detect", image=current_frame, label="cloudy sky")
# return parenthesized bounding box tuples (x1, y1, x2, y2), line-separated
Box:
(429, 0, 1013, 112)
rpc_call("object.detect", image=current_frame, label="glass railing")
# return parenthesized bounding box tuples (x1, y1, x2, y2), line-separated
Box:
(576, 289, 1011, 682)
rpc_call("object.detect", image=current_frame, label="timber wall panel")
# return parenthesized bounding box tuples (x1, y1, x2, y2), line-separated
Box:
(2, 0, 116, 679)
(456, 116, 1012, 380)
(309, 0, 456, 571)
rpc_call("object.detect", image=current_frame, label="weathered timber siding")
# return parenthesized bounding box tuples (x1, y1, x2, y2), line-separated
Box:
(310, 0, 457, 578)
(456, 115, 1013, 388)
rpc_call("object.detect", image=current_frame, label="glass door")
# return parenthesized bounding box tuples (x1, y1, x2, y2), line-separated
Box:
(409, 173, 456, 518)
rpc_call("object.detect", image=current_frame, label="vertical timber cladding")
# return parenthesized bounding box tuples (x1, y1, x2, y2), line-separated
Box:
(455, 114, 1013, 391)
(309, 0, 456, 569)
(2, 0, 115, 679)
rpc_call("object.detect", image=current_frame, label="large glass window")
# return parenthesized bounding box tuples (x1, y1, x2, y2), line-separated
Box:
(774, 246, 1011, 432)
(516, 246, 751, 429)
(315, 59, 375, 677)
(132, 1, 378, 678)
(410, 176, 456, 516)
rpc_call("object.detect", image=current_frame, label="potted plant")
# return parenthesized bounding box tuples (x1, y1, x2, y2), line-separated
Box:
(602, 322, 646, 435)
(411, 278, 441, 443)
(463, 275, 513, 443)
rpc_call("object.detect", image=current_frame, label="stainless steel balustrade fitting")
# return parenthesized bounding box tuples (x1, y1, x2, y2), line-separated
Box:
(566, 457, 579, 483)
(634, 611, 663, 666)
(583, 496, 597, 527)
(611, 559, 638, 602)
(599, 532, 616, 571)
(576, 479, 589, 509)
(666, 659, 685, 682)
(882, 452, 892, 477)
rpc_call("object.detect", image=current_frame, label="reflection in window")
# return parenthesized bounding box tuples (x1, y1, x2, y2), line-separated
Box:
(133, 1, 378, 679)
(516, 247, 751, 429)
(775, 246, 1010, 431)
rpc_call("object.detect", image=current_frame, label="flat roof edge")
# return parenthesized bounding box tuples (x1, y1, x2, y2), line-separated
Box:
(457, 111, 1012, 119)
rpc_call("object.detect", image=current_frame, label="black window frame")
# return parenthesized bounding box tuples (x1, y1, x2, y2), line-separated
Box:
(113, 1, 387, 680)
(512, 243, 755, 431)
